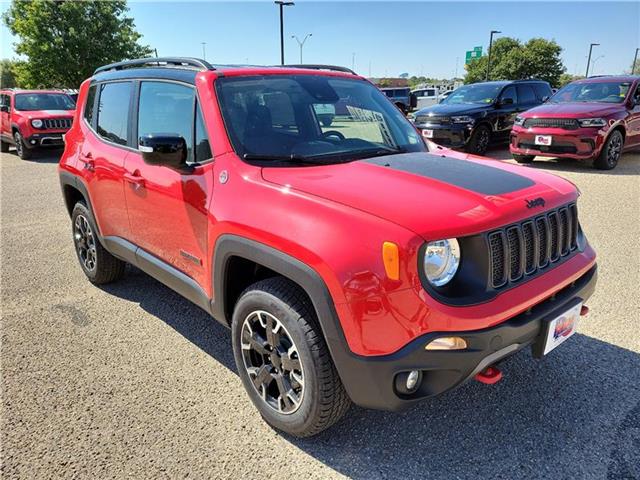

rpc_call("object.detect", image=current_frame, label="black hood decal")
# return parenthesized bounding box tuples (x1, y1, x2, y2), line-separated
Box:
(364, 153, 534, 195)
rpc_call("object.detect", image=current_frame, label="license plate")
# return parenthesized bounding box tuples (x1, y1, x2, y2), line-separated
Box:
(422, 129, 434, 139)
(535, 135, 552, 146)
(541, 302, 582, 355)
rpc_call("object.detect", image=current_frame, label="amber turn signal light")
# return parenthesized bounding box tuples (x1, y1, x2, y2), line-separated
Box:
(382, 241, 400, 280)
(425, 336, 468, 351)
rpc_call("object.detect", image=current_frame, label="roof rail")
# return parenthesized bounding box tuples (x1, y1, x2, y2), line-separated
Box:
(94, 57, 214, 75)
(278, 64, 357, 75)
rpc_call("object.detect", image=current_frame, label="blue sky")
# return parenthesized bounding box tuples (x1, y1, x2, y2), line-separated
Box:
(1, 1, 638, 78)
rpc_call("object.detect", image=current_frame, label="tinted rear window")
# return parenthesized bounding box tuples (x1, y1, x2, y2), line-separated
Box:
(533, 83, 552, 100)
(96, 82, 131, 146)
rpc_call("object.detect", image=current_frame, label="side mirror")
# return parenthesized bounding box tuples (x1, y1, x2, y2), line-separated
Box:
(0, 105, 9, 113)
(139, 134, 187, 169)
(499, 97, 514, 106)
(541, 95, 550, 103)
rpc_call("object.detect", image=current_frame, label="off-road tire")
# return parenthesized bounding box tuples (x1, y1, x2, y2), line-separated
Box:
(513, 154, 535, 164)
(13, 131, 32, 160)
(71, 202, 125, 284)
(466, 124, 491, 155)
(232, 277, 351, 437)
(594, 129, 623, 170)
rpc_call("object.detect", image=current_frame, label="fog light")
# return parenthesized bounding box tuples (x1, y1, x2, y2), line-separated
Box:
(406, 370, 420, 391)
(30, 139, 37, 145)
(425, 336, 467, 351)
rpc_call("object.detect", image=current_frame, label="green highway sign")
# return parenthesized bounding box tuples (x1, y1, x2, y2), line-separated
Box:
(465, 47, 483, 64)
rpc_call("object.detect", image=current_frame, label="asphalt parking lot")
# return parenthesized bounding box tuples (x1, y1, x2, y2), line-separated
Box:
(1, 146, 639, 479)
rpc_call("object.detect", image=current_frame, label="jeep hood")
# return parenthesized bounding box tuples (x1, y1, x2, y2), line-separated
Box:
(524, 102, 622, 118)
(261, 152, 577, 240)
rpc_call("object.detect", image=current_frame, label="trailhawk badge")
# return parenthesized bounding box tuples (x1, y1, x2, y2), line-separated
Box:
(525, 197, 545, 209)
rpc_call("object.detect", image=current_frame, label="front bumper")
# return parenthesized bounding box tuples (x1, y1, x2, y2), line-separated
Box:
(415, 123, 474, 148)
(510, 126, 605, 160)
(332, 264, 597, 411)
(25, 132, 66, 148)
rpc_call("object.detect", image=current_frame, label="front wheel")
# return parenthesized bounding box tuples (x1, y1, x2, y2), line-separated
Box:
(513, 154, 535, 164)
(594, 130, 623, 170)
(13, 131, 32, 160)
(466, 125, 491, 155)
(232, 277, 351, 437)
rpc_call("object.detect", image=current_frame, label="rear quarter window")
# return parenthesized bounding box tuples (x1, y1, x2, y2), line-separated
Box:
(84, 85, 97, 126)
(96, 82, 132, 146)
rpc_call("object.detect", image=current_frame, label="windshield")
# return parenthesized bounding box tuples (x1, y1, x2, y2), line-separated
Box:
(216, 75, 426, 165)
(550, 82, 631, 104)
(441, 83, 503, 105)
(14, 93, 75, 111)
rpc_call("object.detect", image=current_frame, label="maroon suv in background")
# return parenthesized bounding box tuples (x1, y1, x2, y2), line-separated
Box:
(510, 76, 640, 170)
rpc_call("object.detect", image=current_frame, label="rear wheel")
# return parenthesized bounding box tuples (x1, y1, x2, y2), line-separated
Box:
(71, 202, 125, 284)
(466, 125, 491, 155)
(13, 131, 32, 160)
(513, 154, 535, 164)
(232, 277, 351, 437)
(594, 130, 623, 170)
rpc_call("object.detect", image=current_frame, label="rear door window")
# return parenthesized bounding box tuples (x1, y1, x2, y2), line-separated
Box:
(533, 83, 552, 101)
(96, 82, 132, 146)
(500, 86, 518, 104)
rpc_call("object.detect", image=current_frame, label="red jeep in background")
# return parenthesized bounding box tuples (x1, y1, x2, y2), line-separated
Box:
(0, 89, 76, 159)
(58, 58, 597, 437)
(510, 75, 640, 170)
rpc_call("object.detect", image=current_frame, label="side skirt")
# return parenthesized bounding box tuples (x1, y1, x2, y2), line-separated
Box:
(102, 236, 218, 321)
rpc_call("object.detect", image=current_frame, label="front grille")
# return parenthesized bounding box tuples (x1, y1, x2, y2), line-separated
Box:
(488, 203, 579, 288)
(415, 115, 450, 125)
(523, 118, 579, 130)
(43, 118, 72, 130)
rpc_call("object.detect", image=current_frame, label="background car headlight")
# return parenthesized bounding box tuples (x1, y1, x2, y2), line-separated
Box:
(423, 238, 460, 286)
(578, 118, 607, 128)
(514, 115, 525, 126)
(31, 119, 43, 128)
(451, 115, 474, 124)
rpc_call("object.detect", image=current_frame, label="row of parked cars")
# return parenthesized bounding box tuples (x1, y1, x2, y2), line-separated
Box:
(409, 75, 640, 170)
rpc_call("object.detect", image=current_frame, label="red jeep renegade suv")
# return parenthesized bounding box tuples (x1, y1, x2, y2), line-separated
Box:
(510, 75, 640, 170)
(1, 89, 76, 159)
(58, 58, 597, 437)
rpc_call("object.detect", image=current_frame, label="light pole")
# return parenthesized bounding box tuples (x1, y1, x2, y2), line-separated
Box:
(585, 43, 599, 77)
(275, 1, 295, 65)
(291, 33, 312, 63)
(633, 48, 639, 75)
(201, 42, 207, 60)
(486, 30, 501, 81)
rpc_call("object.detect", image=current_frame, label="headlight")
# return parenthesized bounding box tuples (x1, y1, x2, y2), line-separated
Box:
(578, 118, 607, 128)
(451, 115, 474, 124)
(514, 115, 525, 126)
(423, 238, 460, 287)
(31, 119, 43, 128)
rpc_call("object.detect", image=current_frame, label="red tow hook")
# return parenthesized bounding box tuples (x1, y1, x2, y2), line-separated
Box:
(475, 366, 503, 385)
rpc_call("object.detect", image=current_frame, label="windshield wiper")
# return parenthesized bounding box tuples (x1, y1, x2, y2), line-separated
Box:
(243, 146, 407, 165)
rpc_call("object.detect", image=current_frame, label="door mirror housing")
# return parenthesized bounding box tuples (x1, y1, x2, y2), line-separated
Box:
(139, 134, 187, 169)
(0, 105, 9, 113)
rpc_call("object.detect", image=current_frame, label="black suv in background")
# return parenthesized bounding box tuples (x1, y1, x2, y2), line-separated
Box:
(412, 80, 552, 155)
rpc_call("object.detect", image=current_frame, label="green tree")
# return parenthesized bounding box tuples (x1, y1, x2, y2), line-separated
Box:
(464, 37, 566, 87)
(558, 73, 584, 87)
(0, 59, 19, 88)
(3, 0, 152, 88)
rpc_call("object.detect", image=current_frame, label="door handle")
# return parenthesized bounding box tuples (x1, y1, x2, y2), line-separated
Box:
(124, 171, 145, 188)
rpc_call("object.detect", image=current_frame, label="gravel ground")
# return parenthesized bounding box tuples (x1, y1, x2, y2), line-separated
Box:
(1, 146, 639, 479)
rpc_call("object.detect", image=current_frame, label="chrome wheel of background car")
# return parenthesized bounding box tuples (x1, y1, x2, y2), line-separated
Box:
(478, 129, 490, 153)
(13, 132, 23, 157)
(240, 310, 305, 415)
(607, 133, 622, 167)
(74, 214, 97, 272)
